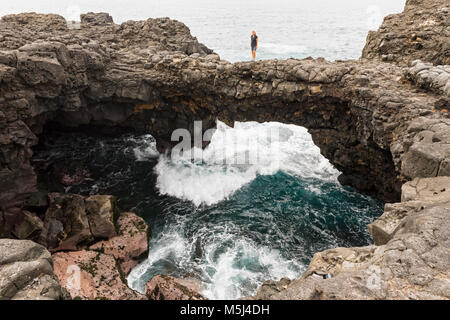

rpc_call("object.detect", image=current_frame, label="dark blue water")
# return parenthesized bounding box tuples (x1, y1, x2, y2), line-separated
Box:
(33, 121, 383, 299)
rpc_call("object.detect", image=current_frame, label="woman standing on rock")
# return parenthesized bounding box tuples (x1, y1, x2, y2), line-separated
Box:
(251, 31, 258, 61)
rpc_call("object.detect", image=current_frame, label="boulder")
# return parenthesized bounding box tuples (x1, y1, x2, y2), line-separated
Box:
(401, 176, 450, 203)
(39, 193, 120, 251)
(0, 239, 68, 300)
(145, 275, 206, 300)
(89, 212, 149, 276)
(80, 12, 114, 27)
(85, 195, 117, 239)
(52, 250, 145, 300)
(368, 177, 450, 245)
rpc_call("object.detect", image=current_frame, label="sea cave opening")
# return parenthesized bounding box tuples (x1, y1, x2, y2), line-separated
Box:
(30, 118, 384, 300)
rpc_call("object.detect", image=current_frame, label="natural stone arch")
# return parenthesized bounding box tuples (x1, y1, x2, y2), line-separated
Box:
(1, 7, 449, 237)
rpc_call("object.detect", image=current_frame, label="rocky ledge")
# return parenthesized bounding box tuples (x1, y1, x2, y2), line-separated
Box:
(0, 0, 449, 300)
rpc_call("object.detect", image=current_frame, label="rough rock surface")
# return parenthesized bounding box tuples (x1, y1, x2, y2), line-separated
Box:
(407, 60, 450, 97)
(89, 212, 150, 276)
(368, 177, 450, 246)
(38, 193, 117, 251)
(0, 0, 448, 301)
(12, 210, 43, 241)
(145, 275, 206, 300)
(362, 0, 449, 66)
(85, 195, 117, 239)
(80, 12, 114, 27)
(52, 249, 145, 300)
(48, 210, 148, 299)
(253, 176, 450, 300)
(0, 239, 68, 300)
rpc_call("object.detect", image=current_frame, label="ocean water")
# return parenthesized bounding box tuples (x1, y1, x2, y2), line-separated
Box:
(23, 0, 406, 300)
(2, 0, 405, 62)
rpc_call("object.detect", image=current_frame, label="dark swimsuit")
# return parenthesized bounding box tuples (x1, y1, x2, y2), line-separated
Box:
(251, 35, 258, 51)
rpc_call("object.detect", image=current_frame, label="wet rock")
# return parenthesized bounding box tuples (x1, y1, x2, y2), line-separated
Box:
(89, 212, 149, 276)
(0, 239, 68, 300)
(52, 250, 145, 300)
(145, 275, 206, 300)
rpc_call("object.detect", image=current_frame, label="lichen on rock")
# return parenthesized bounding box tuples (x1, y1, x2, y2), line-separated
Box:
(0, 0, 449, 301)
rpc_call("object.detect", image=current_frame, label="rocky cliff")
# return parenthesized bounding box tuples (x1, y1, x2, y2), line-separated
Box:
(0, 0, 449, 300)
(362, 0, 449, 66)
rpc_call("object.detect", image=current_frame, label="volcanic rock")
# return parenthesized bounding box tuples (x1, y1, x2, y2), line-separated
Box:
(0, 239, 68, 300)
(145, 275, 206, 300)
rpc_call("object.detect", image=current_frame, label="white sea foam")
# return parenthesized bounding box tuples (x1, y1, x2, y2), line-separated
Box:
(127, 220, 304, 300)
(154, 121, 339, 206)
(200, 237, 302, 300)
(127, 231, 189, 292)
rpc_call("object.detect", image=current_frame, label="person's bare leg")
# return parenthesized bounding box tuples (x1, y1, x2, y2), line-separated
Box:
(252, 50, 256, 61)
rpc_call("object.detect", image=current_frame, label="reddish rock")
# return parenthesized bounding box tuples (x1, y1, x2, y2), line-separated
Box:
(52, 250, 145, 300)
(89, 212, 149, 275)
(145, 275, 206, 300)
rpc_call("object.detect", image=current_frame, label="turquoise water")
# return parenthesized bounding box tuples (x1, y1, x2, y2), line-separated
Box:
(35, 122, 383, 299)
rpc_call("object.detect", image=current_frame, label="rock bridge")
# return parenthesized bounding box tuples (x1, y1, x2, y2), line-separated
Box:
(0, 2, 449, 237)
